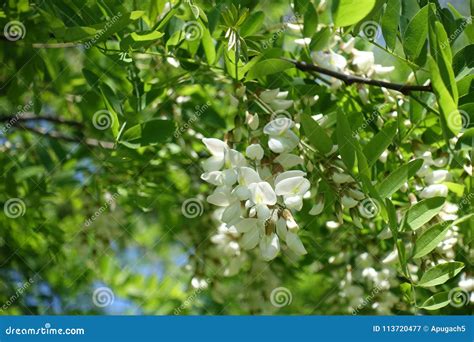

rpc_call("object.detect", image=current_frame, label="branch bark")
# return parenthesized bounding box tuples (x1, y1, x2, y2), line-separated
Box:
(0, 113, 84, 128)
(285, 59, 433, 95)
(1, 114, 115, 149)
(13, 125, 115, 149)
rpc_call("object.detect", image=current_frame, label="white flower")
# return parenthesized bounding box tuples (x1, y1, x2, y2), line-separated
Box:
(332, 173, 353, 184)
(259, 89, 293, 111)
(352, 50, 374, 75)
(286, 231, 307, 255)
(425, 170, 450, 184)
(207, 186, 234, 206)
(248, 182, 276, 205)
(312, 50, 347, 72)
(309, 199, 324, 215)
(274, 153, 304, 169)
(373, 64, 395, 76)
(275, 171, 310, 210)
(246, 144, 264, 160)
(294, 37, 311, 46)
(191, 277, 208, 290)
(263, 118, 299, 153)
(245, 112, 259, 130)
(341, 195, 358, 209)
(259, 233, 280, 260)
(419, 184, 448, 198)
(202, 138, 246, 171)
(236, 218, 262, 250)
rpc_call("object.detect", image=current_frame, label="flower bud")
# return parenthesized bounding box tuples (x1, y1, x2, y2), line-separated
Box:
(341, 194, 358, 209)
(246, 144, 264, 160)
(245, 112, 259, 130)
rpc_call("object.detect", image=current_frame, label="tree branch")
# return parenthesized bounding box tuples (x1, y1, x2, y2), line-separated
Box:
(13, 125, 115, 149)
(285, 59, 433, 95)
(0, 113, 84, 128)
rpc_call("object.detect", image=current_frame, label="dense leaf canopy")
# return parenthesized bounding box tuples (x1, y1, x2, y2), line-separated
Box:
(0, 0, 472, 315)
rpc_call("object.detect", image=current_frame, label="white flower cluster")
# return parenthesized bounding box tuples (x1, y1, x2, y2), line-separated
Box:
(201, 99, 310, 262)
(415, 150, 450, 199)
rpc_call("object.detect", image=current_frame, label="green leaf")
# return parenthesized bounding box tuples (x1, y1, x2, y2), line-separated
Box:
(336, 110, 355, 170)
(413, 222, 451, 258)
(202, 27, 216, 64)
(418, 262, 464, 287)
(452, 44, 474, 75)
(419, 292, 451, 310)
(386, 199, 399, 240)
(405, 197, 446, 231)
(428, 15, 458, 102)
(99, 84, 120, 138)
(304, 4, 319, 37)
(310, 27, 332, 51)
(240, 11, 264, 37)
(120, 119, 174, 148)
(131, 31, 164, 41)
(363, 123, 397, 167)
(246, 59, 293, 80)
(403, 5, 429, 60)
(376, 159, 423, 198)
(333, 0, 376, 27)
(428, 56, 461, 135)
(301, 113, 332, 154)
(381, 0, 401, 50)
(59, 26, 98, 42)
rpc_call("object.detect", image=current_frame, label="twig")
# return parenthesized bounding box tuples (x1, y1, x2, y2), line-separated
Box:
(0, 113, 84, 128)
(11, 125, 115, 149)
(285, 59, 433, 95)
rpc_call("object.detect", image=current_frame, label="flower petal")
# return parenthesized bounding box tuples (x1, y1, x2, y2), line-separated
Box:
(286, 231, 307, 256)
(259, 233, 280, 261)
(249, 182, 277, 205)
